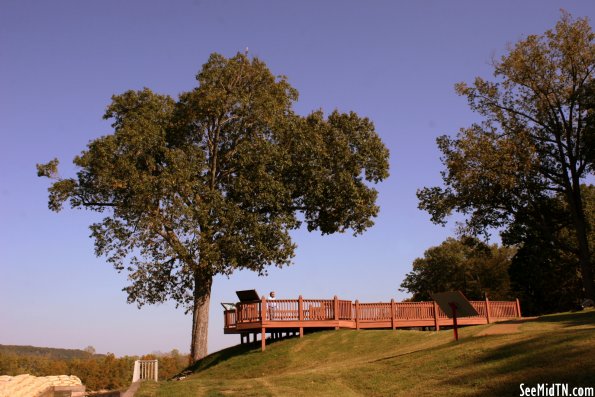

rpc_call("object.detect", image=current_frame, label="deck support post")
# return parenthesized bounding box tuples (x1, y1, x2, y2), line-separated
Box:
(485, 297, 491, 324)
(391, 299, 396, 330)
(432, 301, 440, 331)
(516, 298, 522, 318)
(261, 328, 266, 351)
(355, 300, 360, 330)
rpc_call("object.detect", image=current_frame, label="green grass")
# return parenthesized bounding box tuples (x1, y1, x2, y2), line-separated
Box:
(137, 311, 595, 396)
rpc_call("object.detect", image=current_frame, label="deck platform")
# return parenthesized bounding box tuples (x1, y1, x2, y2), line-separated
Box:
(223, 296, 522, 350)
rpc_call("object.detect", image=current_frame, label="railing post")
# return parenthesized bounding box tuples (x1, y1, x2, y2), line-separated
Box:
(261, 295, 266, 322)
(355, 300, 360, 330)
(391, 299, 396, 330)
(334, 295, 339, 330)
(516, 298, 522, 318)
(432, 300, 440, 331)
(298, 295, 304, 337)
(485, 297, 491, 324)
(132, 360, 140, 382)
(334, 295, 339, 320)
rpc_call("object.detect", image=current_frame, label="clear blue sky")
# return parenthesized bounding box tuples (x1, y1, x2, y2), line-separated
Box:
(1, 0, 594, 356)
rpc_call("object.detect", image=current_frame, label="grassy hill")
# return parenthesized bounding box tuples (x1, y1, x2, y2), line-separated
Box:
(137, 311, 595, 396)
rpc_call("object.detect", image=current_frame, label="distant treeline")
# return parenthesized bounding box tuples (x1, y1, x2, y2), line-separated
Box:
(0, 346, 189, 391)
(0, 344, 99, 360)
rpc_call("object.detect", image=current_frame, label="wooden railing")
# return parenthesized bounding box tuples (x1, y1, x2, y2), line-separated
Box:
(132, 360, 158, 382)
(395, 301, 435, 320)
(358, 302, 391, 320)
(224, 310, 237, 328)
(489, 300, 520, 318)
(226, 296, 521, 330)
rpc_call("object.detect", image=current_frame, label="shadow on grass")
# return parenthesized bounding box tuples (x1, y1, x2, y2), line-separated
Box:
(535, 310, 595, 327)
(440, 328, 595, 396)
(182, 335, 299, 377)
(184, 343, 259, 375)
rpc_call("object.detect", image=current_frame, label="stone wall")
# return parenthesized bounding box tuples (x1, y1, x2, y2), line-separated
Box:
(0, 374, 85, 397)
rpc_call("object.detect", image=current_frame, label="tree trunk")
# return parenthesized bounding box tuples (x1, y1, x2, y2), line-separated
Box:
(573, 213, 594, 300)
(568, 188, 594, 300)
(190, 272, 213, 363)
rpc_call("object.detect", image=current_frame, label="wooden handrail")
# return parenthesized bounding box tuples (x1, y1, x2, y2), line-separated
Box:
(226, 298, 521, 329)
(225, 297, 522, 353)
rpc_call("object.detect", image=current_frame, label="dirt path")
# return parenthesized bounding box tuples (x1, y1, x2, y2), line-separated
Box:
(476, 317, 538, 336)
(121, 381, 141, 397)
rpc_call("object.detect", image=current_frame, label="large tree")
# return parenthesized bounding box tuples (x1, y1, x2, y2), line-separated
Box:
(37, 53, 389, 362)
(400, 237, 514, 301)
(505, 185, 594, 315)
(417, 13, 595, 300)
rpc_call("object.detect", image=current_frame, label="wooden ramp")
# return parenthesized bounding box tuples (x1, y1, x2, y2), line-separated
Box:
(223, 296, 522, 351)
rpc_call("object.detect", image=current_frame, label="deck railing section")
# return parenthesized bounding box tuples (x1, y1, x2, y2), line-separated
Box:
(359, 302, 392, 321)
(269, 299, 299, 320)
(237, 301, 260, 323)
(471, 302, 487, 318)
(337, 300, 352, 320)
(489, 301, 518, 318)
(395, 302, 435, 320)
(227, 296, 521, 329)
(224, 310, 237, 329)
(302, 299, 333, 320)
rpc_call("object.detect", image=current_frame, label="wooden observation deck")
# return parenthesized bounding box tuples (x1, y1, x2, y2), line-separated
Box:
(223, 295, 522, 351)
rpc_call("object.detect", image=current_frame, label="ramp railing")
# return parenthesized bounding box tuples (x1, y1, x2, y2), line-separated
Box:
(132, 360, 158, 382)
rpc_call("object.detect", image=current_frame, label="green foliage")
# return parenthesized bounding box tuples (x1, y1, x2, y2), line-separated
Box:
(400, 237, 515, 301)
(0, 347, 189, 391)
(417, 12, 595, 299)
(37, 52, 389, 360)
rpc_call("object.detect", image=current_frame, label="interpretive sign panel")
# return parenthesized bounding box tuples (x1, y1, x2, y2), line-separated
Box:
(236, 289, 260, 302)
(431, 291, 478, 318)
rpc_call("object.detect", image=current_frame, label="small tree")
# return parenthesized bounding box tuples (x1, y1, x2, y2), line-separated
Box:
(400, 237, 514, 301)
(83, 346, 96, 356)
(38, 53, 389, 362)
(418, 12, 595, 300)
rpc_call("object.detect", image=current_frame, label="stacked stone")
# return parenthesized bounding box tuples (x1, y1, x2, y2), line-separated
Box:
(0, 374, 82, 397)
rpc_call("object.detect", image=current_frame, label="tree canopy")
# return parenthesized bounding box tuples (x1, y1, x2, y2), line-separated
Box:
(37, 53, 389, 361)
(399, 237, 514, 301)
(417, 12, 595, 300)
